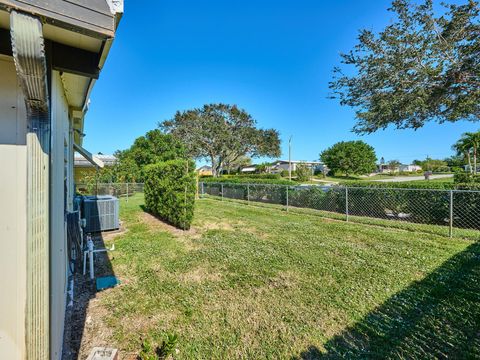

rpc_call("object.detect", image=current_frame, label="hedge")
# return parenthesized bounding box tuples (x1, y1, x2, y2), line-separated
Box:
(225, 173, 282, 179)
(201, 176, 295, 185)
(339, 180, 480, 191)
(454, 172, 480, 184)
(144, 159, 196, 230)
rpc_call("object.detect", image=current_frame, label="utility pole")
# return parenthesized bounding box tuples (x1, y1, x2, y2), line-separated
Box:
(288, 136, 292, 181)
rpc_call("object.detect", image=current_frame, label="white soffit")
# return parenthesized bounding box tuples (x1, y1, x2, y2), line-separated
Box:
(60, 72, 90, 109)
(43, 23, 102, 53)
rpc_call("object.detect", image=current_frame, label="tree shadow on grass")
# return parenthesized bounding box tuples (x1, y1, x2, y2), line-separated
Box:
(293, 243, 480, 359)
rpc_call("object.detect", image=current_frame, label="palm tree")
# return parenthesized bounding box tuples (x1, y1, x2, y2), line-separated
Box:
(470, 132, 480, 174)
(453, 131, 480, 174)
(453, 136, 472, 173)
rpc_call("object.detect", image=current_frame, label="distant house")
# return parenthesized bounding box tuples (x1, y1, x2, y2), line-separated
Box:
(241, 166, 258, 173)
(377, 164, 390, 173)
(197, 165, 213, 176)
(74, 153, 117, 183)
(271, 160, 325, 173)
(377, 163, 422, 173)
(399, 164, 422, 172)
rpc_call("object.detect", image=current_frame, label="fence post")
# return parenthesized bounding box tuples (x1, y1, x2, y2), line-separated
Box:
(221, 183, 224, 201)
(126, 182, 129, 202)
(345, 186, 349, 222)
(201, 182, 204, 198)
(449, 190, 453, 238)
(247, 183, 250, 204)
(286, 185, 289, 211)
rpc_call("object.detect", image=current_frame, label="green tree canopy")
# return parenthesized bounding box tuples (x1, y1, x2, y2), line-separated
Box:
(118, 129, 186, 167)
(330, 0, 480, 134)
(413, 157, 449, 172)
(114, 130, 187, 181)
(160, 104, 281, 177)
(320, 141, 377, 176)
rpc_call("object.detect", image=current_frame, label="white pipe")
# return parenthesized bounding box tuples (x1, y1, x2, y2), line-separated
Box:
(88, 236, 94, 280)
(67, 279, 74, 307)
(82, 233, 115, 280)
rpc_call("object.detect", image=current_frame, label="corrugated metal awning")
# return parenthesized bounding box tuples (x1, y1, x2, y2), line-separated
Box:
(73, 143, 104, 168)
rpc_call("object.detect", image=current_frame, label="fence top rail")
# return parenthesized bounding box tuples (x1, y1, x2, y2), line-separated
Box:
(200, 182, 480, 194)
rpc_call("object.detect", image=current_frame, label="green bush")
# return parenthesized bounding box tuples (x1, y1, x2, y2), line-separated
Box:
(296, 163, 311, 182)
(339, 180, 480, 191)
(144, 159, 196, 230)
(201, 176, 295, 185)
(280, 169, 297, 178)
(222, 173, 282, 179)
(454, 172, 480, 184)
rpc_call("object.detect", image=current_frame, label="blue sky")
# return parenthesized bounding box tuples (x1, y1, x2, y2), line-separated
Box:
(84, 0, 478, 165)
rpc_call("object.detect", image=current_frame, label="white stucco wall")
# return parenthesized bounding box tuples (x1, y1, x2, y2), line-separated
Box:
(0, 56, 27, 360)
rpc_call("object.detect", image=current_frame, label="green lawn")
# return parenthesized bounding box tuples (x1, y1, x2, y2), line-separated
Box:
(96, 194, 480, 359)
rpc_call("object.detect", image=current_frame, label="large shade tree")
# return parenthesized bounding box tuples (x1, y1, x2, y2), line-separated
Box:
(320, 141, 377, 176)
(330, 0, 479, 134)
(160, 104, 281, 176)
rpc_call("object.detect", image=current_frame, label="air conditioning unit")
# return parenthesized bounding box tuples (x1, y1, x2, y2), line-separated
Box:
(83, 195, 119, 233)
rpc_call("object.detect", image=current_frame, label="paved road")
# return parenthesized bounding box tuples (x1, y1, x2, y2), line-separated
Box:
(373, 174, 453, 182)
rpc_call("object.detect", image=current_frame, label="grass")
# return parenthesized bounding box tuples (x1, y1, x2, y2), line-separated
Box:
(97, 193, 480, 359)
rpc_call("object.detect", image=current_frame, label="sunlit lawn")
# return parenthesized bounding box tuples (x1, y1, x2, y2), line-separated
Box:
(97, 194, 479, 359)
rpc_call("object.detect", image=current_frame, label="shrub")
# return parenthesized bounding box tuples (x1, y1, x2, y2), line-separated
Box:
(201, 176, 295, 185)
(296, 163, 311, 182)
(144, 159, 196, 230)
(222, 173, 282, 179)
(454, 172, 480, 184)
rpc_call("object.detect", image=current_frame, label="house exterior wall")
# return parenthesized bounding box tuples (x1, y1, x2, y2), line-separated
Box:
(0, 56, 28, 360)
(50, 70, 71, 360)
(74, 166, 97, 183)
(0, 60, 73, 360)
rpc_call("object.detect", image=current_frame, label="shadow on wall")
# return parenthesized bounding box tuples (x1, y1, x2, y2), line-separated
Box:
(293, 243, 480, 359)
(62, 231, 117, 360)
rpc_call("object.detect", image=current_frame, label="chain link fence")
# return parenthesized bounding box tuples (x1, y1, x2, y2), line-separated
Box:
(200, 182, 480, 238)
(76, 182, 144, 201)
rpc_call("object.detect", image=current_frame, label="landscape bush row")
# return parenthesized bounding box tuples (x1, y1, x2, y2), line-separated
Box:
(200, 176, 295, 185)
(203, 181, 480, 230)
(339, 180, 480, 191)
(144, 159, 196, 230)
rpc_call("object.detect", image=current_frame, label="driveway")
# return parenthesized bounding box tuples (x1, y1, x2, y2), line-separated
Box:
(373, 174, 453, 182)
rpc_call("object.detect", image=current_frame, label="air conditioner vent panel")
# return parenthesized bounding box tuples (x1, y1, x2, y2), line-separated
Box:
(83, 195, 119, 233)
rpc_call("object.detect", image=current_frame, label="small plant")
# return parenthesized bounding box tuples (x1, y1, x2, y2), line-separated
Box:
(139, 338, 157, 360)
(157, 332, 178, 359)
(139, 332, 178, 360)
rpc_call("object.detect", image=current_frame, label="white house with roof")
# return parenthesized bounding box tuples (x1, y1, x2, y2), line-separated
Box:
(0, 1, 123, 358)
(271, 160, 326, 173)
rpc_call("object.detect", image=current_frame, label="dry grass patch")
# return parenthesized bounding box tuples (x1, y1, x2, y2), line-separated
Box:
(179, 267, 222, 283)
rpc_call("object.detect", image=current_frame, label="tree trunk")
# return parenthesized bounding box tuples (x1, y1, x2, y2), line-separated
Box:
(466, 152, 472, 173)
(211, 157, 219, 177)
(474, 146, 477, 175)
